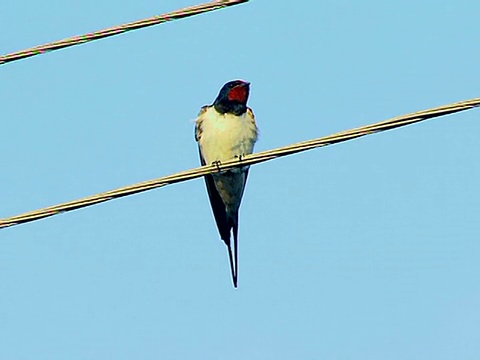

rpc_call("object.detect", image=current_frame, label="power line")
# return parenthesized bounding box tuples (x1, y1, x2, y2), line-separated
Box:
(1, 96, 478, 229)
(0, 0, 248, 65)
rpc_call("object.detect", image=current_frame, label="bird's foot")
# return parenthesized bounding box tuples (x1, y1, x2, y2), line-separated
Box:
(235, 154, 249, 172)
(212, 160, 222, 173)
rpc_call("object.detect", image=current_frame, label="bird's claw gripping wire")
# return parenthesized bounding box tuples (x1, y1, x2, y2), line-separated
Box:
(235, 154, 244, 162)
(212, 160, 222, 172)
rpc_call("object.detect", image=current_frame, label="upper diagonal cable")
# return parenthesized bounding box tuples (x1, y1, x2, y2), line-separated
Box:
(0, 0, 249, 65)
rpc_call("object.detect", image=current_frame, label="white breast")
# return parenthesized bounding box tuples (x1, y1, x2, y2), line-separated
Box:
(198, 107, 258, 164)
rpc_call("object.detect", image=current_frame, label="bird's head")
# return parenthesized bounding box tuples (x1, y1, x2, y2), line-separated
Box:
(213, 80, 250, 115)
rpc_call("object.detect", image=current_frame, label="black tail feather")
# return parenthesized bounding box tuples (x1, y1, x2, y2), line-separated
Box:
(226, 243, 237, 288)
(225, 213, 239, 288)
(232, 220, 239, 288)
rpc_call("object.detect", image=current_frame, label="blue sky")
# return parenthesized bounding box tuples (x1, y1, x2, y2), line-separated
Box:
(1, 0, 479, 358)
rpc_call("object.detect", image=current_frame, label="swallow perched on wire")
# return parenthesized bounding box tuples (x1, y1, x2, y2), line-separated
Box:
(195, 80, 258, 288)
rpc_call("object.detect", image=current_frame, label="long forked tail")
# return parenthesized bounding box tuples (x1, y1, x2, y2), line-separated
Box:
(226, 214, 239, 288)
(226, 244, 237, 288)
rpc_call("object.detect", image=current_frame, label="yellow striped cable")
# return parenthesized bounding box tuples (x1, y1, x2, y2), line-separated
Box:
(1, 96, 478, 229)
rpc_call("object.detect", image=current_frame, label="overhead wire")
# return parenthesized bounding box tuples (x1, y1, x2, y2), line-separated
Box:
(0, 0, 249, 65)
(1, 97, 479, 229)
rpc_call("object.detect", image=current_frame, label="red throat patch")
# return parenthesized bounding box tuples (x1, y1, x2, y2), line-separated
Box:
(228, 85, 248, 103)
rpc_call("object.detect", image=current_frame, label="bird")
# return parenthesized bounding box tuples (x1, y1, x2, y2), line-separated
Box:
(195, 80, 258, 288)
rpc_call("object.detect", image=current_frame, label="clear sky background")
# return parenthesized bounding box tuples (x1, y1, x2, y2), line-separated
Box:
(1, 1, 479, 359)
